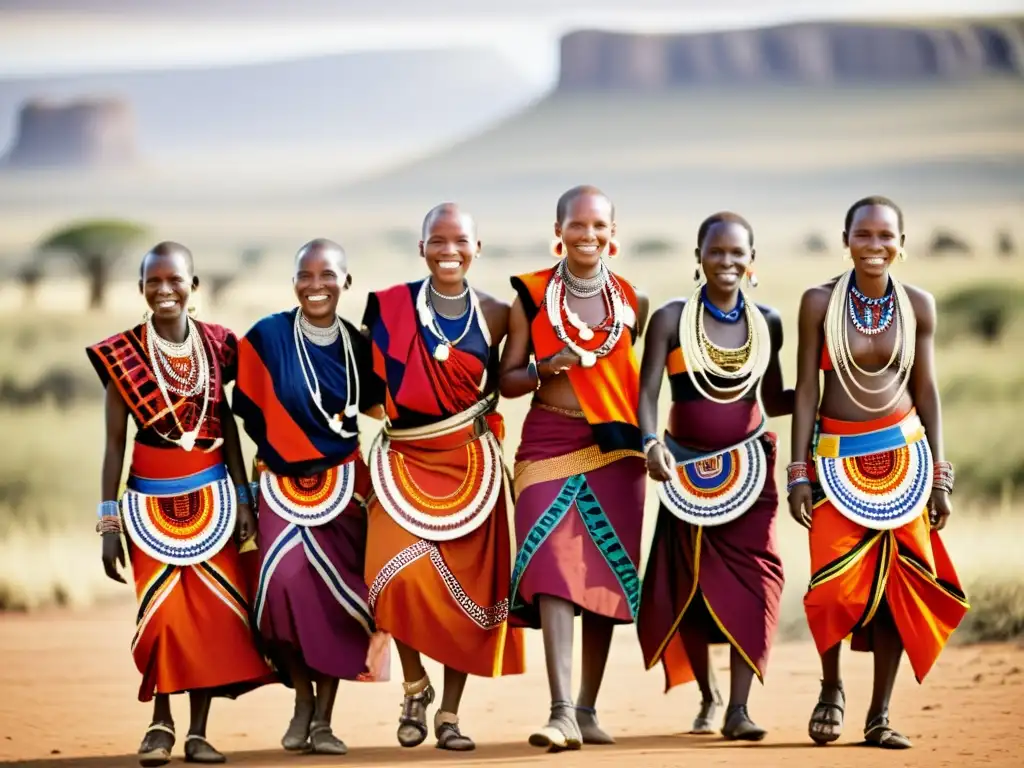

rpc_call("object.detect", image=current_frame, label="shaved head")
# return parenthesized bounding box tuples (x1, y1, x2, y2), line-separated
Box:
(421, 202, 477, 241)
(140, 240, 194, 278)
(294, 238, 347, 276)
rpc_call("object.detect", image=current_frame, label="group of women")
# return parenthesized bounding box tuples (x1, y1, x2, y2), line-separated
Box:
(87, 187, 968, 766)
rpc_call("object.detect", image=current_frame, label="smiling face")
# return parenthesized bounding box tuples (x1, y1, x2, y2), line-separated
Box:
(844, 203, 904, 280)
(139, 247, 196, 322)
(555, 191, 615, 275)
(293, 241, 350, 325)
(419, 207, 478, 289)
(698, 221, 754, 295)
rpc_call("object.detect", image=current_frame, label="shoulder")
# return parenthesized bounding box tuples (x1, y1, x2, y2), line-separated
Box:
(372, 280, 421, 303)
(87, 324, 141, 353)
(901, 282, 936, 315)
(798, 280, 837, 316)
(651, 298, 686, 326)
(510, 267, 554, 294)
(246, 310, 293, 336)
(754, 302, 782, 325)
(476, 288, 510, 316)
(194, 320, 237, 346)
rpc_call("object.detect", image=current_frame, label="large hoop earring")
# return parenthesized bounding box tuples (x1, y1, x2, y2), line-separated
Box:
(693, 266, 701, 282)
(606, 239, 620, 258)
(898, 249, 907, 262)
(550, 239, 564, 258)
(745, 267, 759, 288)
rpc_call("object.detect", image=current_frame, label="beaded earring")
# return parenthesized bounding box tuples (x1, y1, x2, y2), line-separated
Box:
(550, 239, 564, 258)
(898, 249, 907, 262)
(745, 267, 759, 288)
(693, 266, 701, 282)
(607, 239, 620, 258)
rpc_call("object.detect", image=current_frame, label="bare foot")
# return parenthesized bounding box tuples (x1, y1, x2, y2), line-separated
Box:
(576, 706, 615, 745)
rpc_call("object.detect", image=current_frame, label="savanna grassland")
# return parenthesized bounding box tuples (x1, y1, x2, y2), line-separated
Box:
(0, 80, 1022, 641)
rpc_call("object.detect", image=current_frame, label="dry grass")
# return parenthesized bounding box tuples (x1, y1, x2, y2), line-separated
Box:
(0, 81, 1021, 639)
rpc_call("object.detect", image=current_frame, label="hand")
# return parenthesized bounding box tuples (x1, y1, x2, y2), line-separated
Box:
(646, 443, 676, 482)
(539, 346, 580, 378)
(928, 489, 952, 531)
(357, 630, 392, 682)
(101, 533, 127, 584)
(236, 502, 256, 543)
(788, 483, 813, 529)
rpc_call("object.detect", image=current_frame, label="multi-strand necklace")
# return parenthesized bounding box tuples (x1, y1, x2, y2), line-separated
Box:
(679, 282, 770, 404)
(416, 279, 479, 362)
(545, 259, 634, 368)
(824, 269, 916, 413)
(848, 279, 896, 336)
(146, 315, 211, 452)
(293, 311, 360, 436)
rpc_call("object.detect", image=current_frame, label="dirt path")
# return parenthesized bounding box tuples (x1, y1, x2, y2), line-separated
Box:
(0, 601, 1021, 768)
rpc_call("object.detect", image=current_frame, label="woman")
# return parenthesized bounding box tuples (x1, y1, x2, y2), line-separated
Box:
(499, 185, 648, 750)
(87, 241, 273, 767)
(789, 196, 968, 749)
(636, 213, 791, 741)
(232, 239, 389, 756)
(361, 203, 525, 752)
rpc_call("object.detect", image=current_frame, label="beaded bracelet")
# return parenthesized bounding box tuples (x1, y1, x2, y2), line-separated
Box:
(96, 515, 122, 535)
(235, 483, 252, 506)
(642, 433, 660, 455)
(96, 500, 119, 518)
(786, 461, 810, 493)
(933, 461, 955, 495)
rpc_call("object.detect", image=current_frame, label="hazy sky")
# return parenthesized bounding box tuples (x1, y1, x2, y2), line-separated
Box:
(1, 0, 1020, 85)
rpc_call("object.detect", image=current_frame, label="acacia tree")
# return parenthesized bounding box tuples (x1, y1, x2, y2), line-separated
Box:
(37, 219, 149, 310)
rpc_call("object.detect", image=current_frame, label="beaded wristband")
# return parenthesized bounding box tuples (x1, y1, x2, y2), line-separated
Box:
(97, 500, 120, 518)
(642, 433, 660, 455)
(786, 477, 810, 494)
(933, 461, 954, 494)
(249, 481, 260, 507)
(235, 483, 252, 506)
(96, 516, 122, 535)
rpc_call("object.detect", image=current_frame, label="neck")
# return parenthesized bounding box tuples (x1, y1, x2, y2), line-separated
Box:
(852, 270, 889, 299)
(564, 259, 601, 280)
(301, 310, 336, 328)
(703, 283, 740, 313)
(430, 276, 467, 297)
(152, 314, 188, 343)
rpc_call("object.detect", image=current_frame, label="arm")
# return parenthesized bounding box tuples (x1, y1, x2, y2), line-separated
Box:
(761, 308, 795, 418)
(638, 304, 677, 481)
(637, 304, 672, 437)
(498, 297, 574, 398)
(908, 289, 951, 529)
(100, 383, 129, 583)
(219, 398, 255, 541)
(787, 288, 826, 528)
(790, 290, 825, 462)
(635, 291, 650, 341)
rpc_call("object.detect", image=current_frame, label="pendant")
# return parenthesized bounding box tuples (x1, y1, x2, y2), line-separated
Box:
(433, 344, 450, 362)
(580, 351, 597, 368)
(344, 404, 359, 418)
(578, 326, 594, 341)
(179, 432, 197, 452)
(329, 414, 344, 434)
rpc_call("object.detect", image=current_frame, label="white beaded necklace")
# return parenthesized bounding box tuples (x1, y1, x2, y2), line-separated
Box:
(678, 282, 771, 404)
(146, 315, 211, 452)
(293, 311, 360, 436)
(823, 269, 916, 413)
(416, 279, 480, 362)
(544, 261, 634, 368)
